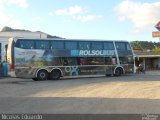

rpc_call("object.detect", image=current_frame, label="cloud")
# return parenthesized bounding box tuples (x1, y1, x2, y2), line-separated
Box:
(52, 5, 103, 22)
(0, 18, 25, 30)
(4, 0, 29, 8)
(7, 19, 24, 29)
(116, 0, 160, 33)
(0, 0, 28, 30)
(31, 17, 41, 22)
(48, 12, 54, 16)
(54, 5, 87, 16)
(73, 15, 103, 22)
(0, 1, 11, 25)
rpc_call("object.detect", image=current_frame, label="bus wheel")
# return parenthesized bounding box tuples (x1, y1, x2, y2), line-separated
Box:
(32, 78, 38, 81)
(49, 70, 61, 80)
(37, 69, 48, 81)
(114, 68, 122, 76)
(106, 74, 112, 77)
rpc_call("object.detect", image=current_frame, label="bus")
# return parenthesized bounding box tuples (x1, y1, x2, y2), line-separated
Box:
(7, 37, 134, 81)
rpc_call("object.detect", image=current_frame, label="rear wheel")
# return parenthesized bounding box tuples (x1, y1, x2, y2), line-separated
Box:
(32, 78, 38, 81)
(37, 69, 48, 81)
(49, 70, 61, 80)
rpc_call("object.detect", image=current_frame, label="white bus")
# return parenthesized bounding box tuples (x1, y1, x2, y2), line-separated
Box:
(7, 37, 134, 81)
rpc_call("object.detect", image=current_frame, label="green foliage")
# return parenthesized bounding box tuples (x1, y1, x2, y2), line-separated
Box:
(1, 26, 30, 32)
(130, 41, 143, 50)
(1, 26, 62, 38)
(152, 47, 160, 52)
(1, 26, 13, 32)
(47, 34, 62, 38)
(131, 41, 160, 51)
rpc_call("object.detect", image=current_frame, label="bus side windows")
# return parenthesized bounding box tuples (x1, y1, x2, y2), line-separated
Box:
(104, 42, 114, 50)
(79, 57, 104, 65)
(105, 57, 111, 65)
(119, 57, 127, 64)
(51, 41, 64, 49)
(36, 40, 50, 49)
(92, 42, 103, 50)
(105, 57, 117, 65)
(111, 57, 117, 65)
(115, 42, 131, 51)
(65, 41, 77, 49)
(19, 40, 35, 49)
(63, 59, 68, 66)
(79, 58, 86, 65)
(79, 42, 90, 50)
(90, 58, 104, 65)
(60, 57, 78, 66)
(115, 42, 125, 51)
(126, 43, 131, 51)
(78, 58, 91, 65)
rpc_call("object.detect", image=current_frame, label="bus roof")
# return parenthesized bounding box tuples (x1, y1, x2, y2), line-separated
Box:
(11, 37, 129, 43)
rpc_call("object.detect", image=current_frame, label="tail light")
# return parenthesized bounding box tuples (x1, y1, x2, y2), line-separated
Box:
(11, 64, 14, 70)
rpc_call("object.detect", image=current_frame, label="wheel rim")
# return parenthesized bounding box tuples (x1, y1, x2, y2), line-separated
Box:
(37, 70, 48, 80)
(51, 71, 60, 79)
(40, 72, 46, 79)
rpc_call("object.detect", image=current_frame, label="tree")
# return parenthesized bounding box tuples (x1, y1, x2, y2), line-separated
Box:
(1, 26, 13, 32)
(152, 47, 160, 52)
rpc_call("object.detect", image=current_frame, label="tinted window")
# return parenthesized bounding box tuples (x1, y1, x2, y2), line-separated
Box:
(105, 57, 112, 65)
(111, 57, 117, 65)
(65, 41, 77, 49)
(89, 57, 104, 65)
(60, 57, 77, 66)
(18, 40, 35, 49)
(127, 56, 133, 64)
(92, 42, 103, 49)
(119, 57, 128, 64)
(51, 41, 64, 49)
(79, 42, 90, 50)
(104, 42, 114, 50)
(126, 43, 131, 50)
(78, 57, 104, 65)
(36, 40, 50, 49)
(115, 42, 126, 51)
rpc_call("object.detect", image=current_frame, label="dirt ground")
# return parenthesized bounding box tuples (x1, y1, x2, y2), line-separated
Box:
(26, 74, 160, 99)
(1, 74, 160, 113)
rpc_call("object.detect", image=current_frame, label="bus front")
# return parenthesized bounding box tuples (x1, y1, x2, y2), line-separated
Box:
(115, 41, 134, 74)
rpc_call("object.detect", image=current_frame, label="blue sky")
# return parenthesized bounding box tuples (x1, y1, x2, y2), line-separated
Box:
(0, 0, 160, 41)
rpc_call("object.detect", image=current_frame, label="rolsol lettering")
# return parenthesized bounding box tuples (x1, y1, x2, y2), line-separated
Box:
(79, 50, 115, 56)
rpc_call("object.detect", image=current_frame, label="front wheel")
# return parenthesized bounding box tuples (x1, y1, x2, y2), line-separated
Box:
(114, 68, 122, 76)
(106, 74, 112, 77)
(37, 70, 48, 81)
(32, 78, 38, 81)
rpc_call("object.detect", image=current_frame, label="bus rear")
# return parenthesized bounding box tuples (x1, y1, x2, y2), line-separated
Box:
(7, 38, 16, 77)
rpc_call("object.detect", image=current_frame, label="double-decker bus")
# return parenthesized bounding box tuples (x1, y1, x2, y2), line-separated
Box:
(7, 37, 134, 81)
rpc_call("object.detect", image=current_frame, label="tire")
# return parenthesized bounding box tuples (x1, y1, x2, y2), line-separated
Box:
(37, 70, 48, 81)
(32, 78, 38, 81)
(106, 74, 112, 77)
(114, 68, 122, 76)
(49, 70, 61, 80)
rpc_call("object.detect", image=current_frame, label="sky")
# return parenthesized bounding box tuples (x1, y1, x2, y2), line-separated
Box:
(0, 0, 160, 42)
